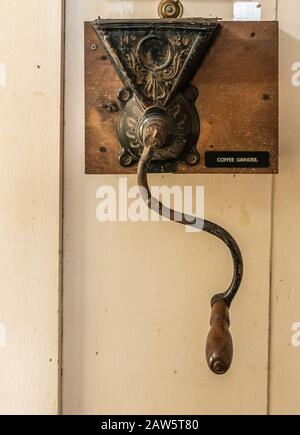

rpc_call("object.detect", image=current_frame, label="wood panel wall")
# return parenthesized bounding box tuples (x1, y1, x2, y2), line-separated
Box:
(1, 0, 299, 416)
(0, 0, 63, 414)
(63, 0, 276, 415)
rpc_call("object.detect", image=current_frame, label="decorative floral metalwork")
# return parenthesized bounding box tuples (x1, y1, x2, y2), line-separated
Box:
(118, 34, 191, 105)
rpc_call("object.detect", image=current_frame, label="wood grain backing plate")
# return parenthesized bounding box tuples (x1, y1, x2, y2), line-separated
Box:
(85, 21, 278, 174)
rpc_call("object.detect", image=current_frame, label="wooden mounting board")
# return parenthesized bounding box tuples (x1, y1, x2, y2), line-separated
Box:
(85, 21, 278, 174)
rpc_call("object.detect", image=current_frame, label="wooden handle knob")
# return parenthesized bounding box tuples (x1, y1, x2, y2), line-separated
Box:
(206, 300, 233, 375)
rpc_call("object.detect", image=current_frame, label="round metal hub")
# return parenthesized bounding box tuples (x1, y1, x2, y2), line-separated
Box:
(158, 0, 183, 19)
(117, 89, 200, 171)
(137, 107, 176, 150)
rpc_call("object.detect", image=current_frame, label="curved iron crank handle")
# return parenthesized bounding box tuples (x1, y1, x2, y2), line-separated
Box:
(137, 136, 242, 376)
(205, 300, 233, 375)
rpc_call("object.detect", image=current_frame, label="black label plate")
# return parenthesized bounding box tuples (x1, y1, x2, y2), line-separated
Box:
(205, 151, 270, 168)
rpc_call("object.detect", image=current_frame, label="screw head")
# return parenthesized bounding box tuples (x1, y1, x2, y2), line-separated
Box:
(117, 88, 131, 103)
(165, 4, 176, 15)
(212, 360, 228, 375)
(183, 86, 199, 102)
(90, 43, 97, 51)
(120, 154, 133, 167)
(186, 152, 199, 166)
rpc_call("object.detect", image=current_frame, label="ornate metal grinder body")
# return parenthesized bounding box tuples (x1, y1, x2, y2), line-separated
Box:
(94, 19, 220, 172)
(93, 18, 243, 375)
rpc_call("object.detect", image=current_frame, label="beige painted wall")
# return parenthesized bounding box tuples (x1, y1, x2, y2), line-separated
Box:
(0, 1, 63, 414)
(270, 0, 300, 415)
(63, 0, 276, 415)
(1, 0, 300, 416)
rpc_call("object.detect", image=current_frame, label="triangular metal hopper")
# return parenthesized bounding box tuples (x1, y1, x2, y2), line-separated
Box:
(93, 18, 221, 109)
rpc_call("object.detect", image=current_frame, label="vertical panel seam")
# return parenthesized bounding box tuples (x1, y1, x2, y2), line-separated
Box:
(266, 0, 279, 416)
(58, 0, 66, 416)
(267, 175, 275, 415)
